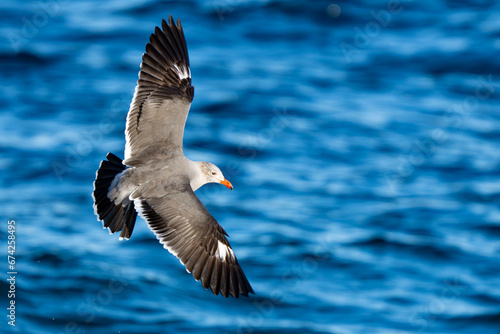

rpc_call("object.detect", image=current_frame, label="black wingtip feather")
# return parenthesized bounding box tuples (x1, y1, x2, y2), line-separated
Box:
(230, 264, 240, 298)
(137, 16, 193, 103)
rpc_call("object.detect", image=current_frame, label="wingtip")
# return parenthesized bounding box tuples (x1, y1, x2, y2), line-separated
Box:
(149, 29, 159, 44)
(161, 18, 168, 32)
(161, 16, 182, 30)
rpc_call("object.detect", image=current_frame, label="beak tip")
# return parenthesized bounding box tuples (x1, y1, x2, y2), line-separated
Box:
(220, 179, 233, 190)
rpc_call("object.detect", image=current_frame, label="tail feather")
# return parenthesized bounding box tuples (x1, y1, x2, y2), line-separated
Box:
(93, 153, 138, 240)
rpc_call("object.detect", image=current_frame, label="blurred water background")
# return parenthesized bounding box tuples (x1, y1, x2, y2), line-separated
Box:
(1, 0, 500, 333)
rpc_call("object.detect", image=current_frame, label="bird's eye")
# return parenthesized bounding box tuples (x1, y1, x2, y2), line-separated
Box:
(211, 172, 216, 176)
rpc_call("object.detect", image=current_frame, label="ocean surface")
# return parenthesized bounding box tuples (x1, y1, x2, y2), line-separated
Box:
(1, 0, 500, 333)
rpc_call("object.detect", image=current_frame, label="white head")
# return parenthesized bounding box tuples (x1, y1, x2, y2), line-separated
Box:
(191, 161, 233, 191)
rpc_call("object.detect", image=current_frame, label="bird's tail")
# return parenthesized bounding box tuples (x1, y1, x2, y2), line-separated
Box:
(92, 153, 138, 240)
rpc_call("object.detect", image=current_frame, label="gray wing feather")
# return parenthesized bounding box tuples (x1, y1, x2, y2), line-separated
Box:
(135, 183, 254, 298)
(124, 16, 194, 166)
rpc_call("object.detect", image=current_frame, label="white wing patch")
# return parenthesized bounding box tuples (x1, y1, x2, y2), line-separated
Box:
(174, 64, 190, 80)
(216, 240, 235, 262)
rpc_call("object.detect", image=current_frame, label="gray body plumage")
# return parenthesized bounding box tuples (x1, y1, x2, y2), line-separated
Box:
(92, 16, 253, 298)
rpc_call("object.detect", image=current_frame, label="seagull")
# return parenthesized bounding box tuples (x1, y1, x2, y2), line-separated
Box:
(92, 16, 254, 298)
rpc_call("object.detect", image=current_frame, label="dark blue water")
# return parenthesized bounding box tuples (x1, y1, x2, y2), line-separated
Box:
(1, 0, 500, 333)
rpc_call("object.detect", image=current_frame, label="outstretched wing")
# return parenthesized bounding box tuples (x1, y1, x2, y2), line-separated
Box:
(134, 183, 254, 298)
(124, 16, 194, 166)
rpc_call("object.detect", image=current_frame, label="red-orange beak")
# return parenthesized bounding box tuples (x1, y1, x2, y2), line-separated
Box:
(220, 179, 233, 190)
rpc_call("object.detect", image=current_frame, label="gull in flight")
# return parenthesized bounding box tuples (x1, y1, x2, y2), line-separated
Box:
(92, 16, 254, 298)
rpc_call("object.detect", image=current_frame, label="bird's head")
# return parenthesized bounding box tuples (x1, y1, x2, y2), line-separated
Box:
(199, 162, 233, 190)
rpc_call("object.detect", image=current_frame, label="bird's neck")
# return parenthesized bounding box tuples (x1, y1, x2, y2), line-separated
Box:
(188, 161, 206, 192)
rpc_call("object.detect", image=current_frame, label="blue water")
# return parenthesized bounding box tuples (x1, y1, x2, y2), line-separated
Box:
(1, 0, 500, 333)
